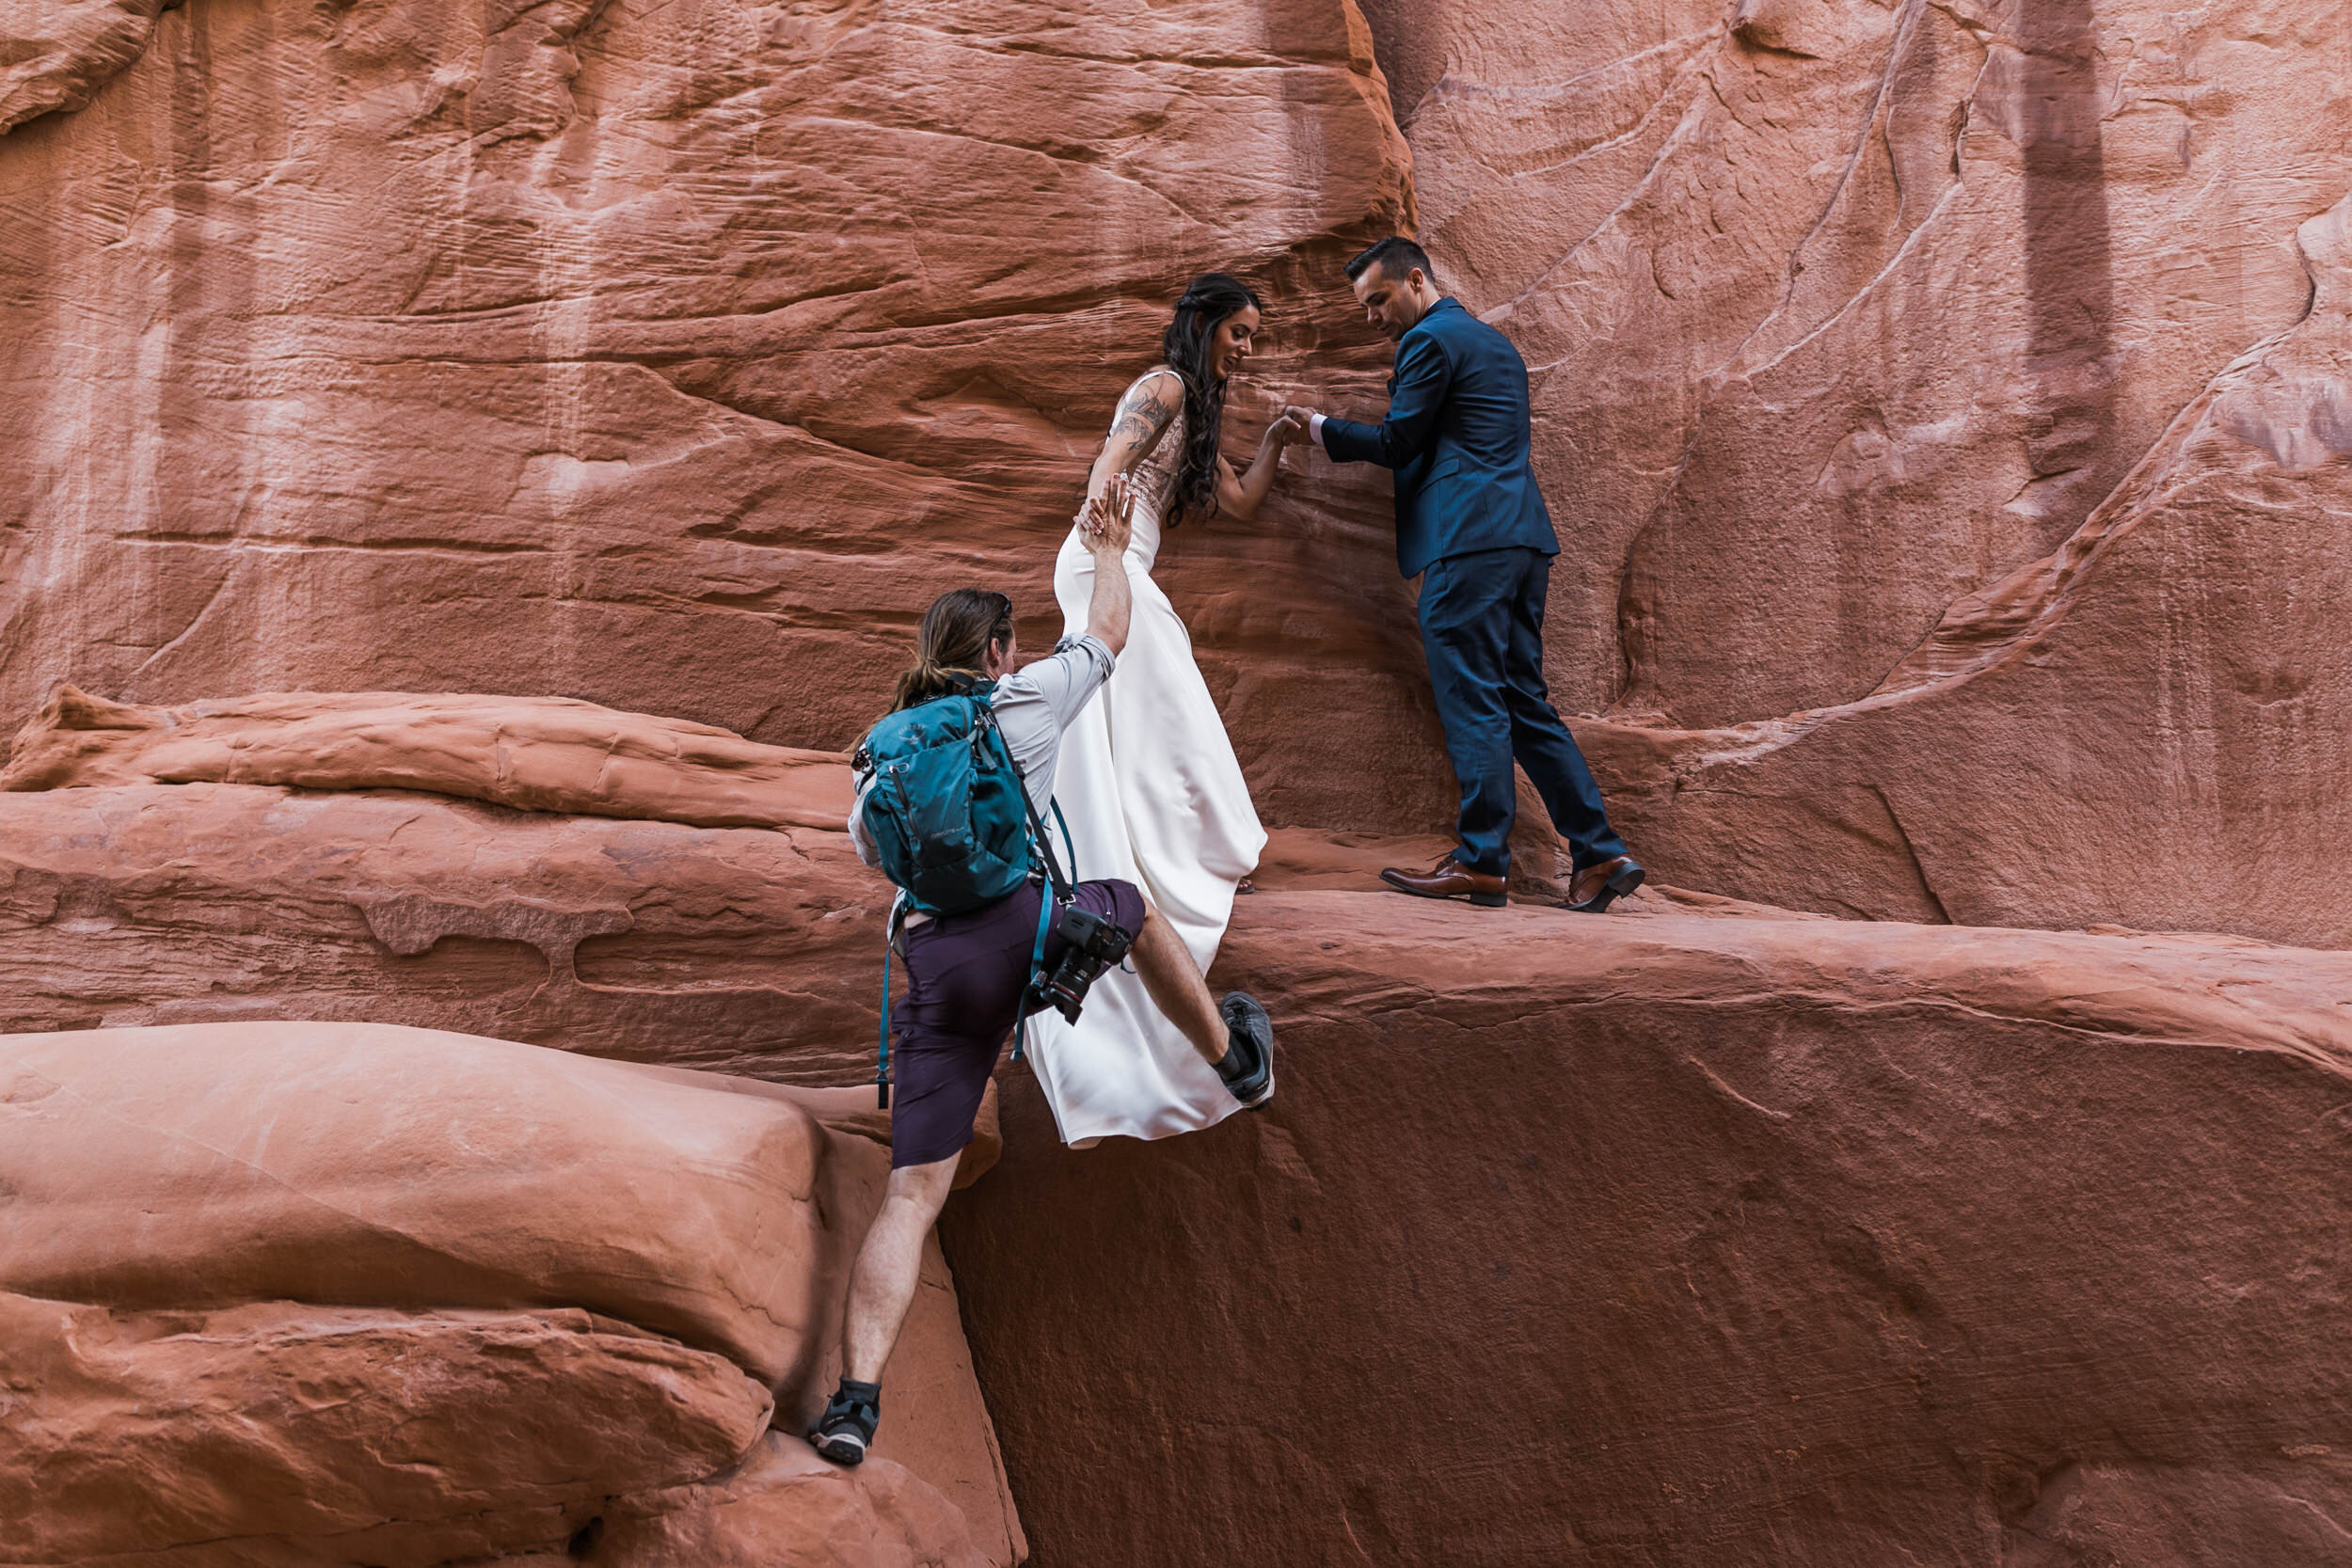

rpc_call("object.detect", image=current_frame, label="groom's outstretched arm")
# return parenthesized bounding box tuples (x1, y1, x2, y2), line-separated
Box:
(1313, 333, 1451, 469)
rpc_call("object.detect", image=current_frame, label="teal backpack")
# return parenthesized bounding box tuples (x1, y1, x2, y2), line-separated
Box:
(853, 678, 1073, 1105)
(856, 683, 1033, 918)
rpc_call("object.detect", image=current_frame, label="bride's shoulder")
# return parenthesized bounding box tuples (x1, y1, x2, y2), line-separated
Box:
(1109, 366, 1186, 438)
(1125, 364, 1187, 400)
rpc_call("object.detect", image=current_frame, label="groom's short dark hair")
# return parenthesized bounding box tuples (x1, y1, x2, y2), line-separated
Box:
(1346, 236, 1433, 284)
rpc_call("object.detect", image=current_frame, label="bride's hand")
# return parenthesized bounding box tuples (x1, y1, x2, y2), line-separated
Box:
(1263, 411, 1306, 450)
(1083, 474, 1136, 556)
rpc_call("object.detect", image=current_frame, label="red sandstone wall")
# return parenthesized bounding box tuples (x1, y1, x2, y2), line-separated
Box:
(0, 0, 1452, 832)
(1354, 0, 2352, 946)
(8, 5, 2352, 1557)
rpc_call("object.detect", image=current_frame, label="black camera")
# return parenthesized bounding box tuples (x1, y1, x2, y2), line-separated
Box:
(1025, 903, 1134, 1024)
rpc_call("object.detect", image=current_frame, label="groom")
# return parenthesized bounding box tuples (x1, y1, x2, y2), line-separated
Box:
(1286, 237, 1645, 913)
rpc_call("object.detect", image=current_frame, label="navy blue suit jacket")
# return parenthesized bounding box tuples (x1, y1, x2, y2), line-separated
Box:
(1321, 297, 1560, 578)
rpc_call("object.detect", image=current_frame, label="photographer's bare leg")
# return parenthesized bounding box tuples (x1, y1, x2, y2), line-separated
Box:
(1129, 903, 1229, 1068)
(844, 1153, 960, 1384)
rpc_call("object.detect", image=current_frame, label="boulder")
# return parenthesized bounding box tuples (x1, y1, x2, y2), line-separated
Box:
(0, 1295, 771, 1567)
(0, 1020, 825, 1383)
(0, 1021, 1024, 1566)
(944, 890, 2352, 1566)
(585, 1434, 988, 1568)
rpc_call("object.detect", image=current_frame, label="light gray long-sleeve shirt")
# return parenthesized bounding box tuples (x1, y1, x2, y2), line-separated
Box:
(848, 633, 1117, 868)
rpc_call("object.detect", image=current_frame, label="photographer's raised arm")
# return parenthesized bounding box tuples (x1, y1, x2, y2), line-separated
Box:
(1080, 477, 1136, 657)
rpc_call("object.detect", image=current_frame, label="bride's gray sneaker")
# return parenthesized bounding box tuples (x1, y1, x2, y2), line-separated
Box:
(1215, 992, 1275, 1109)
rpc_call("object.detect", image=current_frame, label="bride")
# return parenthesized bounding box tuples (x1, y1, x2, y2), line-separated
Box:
(1025, 273, 1299, 1146)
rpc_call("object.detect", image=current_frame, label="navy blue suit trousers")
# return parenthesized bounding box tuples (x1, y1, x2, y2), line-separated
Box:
(1419, 546, 1626, 878)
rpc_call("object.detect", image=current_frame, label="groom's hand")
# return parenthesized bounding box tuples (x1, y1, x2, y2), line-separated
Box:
(1281, 404, 1323, 446)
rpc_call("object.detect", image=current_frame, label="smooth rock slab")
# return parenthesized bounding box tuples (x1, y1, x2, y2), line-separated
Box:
(586, 1433, 988, 1568)
(0, 1295, 771, 1567)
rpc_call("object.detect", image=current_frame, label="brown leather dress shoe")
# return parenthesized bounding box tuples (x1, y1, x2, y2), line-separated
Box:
(1567, 854, 1645, 913)
(1379, 852, 1507, 908)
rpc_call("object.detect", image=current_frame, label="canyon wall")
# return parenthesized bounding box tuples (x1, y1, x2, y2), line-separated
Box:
(0, 0, 1445, 833)
(1354, 0, 2352, 945)
(6, 0, 2348, 944)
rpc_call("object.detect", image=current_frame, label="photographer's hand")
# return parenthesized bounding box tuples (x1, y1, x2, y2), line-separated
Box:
(1084, 472, 1136, 558)
(1080, 474, 1135, 656)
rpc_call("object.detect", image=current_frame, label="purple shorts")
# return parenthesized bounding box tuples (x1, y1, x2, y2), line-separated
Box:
(890, 877, 1146, 1169)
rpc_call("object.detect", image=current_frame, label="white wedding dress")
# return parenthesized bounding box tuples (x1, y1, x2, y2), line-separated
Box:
(1024, 370, 1268, 1146)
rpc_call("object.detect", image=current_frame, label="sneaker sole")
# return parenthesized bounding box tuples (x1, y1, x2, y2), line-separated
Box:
(809, 1430, 869, 1466)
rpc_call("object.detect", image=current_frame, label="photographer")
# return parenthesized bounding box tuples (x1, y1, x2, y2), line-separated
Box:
(811, 475, 1276, 1467)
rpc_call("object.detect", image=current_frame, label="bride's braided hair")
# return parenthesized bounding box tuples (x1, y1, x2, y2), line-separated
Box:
(1160, 273, 1262, 528)
(891, 589, 1015, 712)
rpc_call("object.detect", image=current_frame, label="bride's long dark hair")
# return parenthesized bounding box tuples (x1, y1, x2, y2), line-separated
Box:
(1160, 273, 1262, 527)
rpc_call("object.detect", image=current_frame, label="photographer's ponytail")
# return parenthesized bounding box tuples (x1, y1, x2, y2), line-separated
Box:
(890, 589, 1017, 712)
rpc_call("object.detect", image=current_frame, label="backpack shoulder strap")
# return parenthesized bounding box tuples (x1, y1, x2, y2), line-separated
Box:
(971, 691, 1077, 1067)
(973, 695, 1073, 901)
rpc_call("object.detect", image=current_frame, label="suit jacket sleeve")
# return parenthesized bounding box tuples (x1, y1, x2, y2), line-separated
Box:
(1320, 329, 1450, 469)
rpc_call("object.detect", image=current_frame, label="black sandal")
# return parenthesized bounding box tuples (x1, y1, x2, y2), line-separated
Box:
(809, 1378, 881, 1466)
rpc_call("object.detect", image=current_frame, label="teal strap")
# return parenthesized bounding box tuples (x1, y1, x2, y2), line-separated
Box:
(877, 942, 892, 1109)
(1012, 801, 1076, 1064)
(1012, 880, 1054, 1063)
(877, 892, 906, 1109)
(1051, 799, 1076, 883)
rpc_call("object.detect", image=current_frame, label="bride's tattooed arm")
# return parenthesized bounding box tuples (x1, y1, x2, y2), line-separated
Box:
(1082, 372, 1184, 517)
(1108, 374, 1181, 451)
